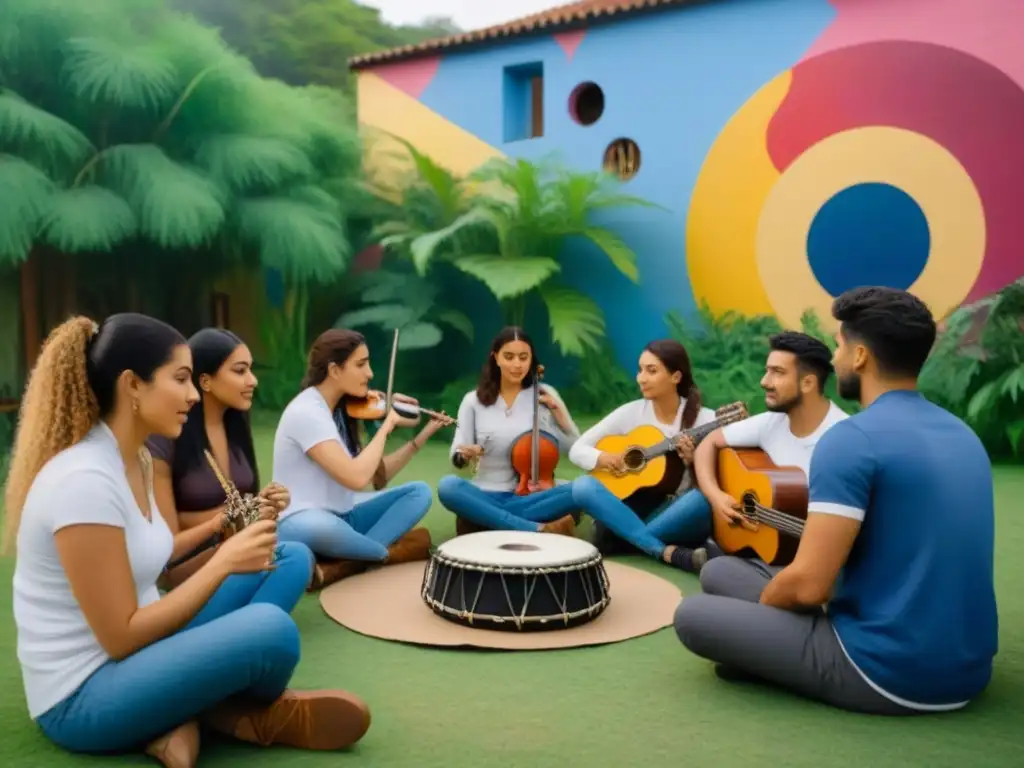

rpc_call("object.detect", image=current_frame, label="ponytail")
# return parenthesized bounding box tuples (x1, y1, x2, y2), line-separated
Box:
(3, 317, 100, 552)
(679, 384, 702, 431)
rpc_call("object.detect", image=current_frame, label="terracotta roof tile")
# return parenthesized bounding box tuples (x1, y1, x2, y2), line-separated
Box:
(349, 0, 706, 69)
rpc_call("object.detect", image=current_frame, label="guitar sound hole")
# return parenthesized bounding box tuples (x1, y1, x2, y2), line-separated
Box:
(741, 492, 758, 517)
(622, 448, 646, 471)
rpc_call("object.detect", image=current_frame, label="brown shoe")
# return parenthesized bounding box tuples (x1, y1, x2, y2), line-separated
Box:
(385, 527, 432, 564)
(455, 516, 486, 536)
(205, 689, 370, 750)
(309, 559, 367, 591)
(146, 720, 200, 767)
(539, 514, 576, 537)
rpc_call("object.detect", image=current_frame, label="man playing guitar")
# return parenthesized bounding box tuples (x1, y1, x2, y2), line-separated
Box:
(691, 330, 848, 574)
(675, 287, 998, 715)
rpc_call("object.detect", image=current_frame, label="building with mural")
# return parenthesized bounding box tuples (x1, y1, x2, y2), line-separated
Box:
(350, 0, 1024, 360)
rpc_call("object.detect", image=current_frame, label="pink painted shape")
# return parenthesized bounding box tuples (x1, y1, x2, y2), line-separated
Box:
(372, 57, 441, 99)
(808, 0, 1024, 86)
(554, 29, 586, 61)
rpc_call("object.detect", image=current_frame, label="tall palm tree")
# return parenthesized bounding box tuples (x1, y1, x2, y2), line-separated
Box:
(0, 0, 362, 285)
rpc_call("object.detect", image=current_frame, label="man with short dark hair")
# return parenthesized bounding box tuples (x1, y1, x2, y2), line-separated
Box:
(675, 287, 998, 715)
(692, 331, 848, 549)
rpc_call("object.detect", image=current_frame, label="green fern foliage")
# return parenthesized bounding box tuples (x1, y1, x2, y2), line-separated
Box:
(0, 0, 362, 281)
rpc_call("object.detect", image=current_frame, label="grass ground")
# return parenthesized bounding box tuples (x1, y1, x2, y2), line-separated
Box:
(1, 424, 1022, 767)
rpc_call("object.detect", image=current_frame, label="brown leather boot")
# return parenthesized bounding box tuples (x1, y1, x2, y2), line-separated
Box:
(385, 527, 432, 564)
(309, 559, 367, 591)
(539, 514, 576, 537)
(455, 516, 486, 536)
(204, 689, 370, 750)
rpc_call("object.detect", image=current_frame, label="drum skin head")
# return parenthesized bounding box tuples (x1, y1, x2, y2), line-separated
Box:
(319, 554, 684, 651)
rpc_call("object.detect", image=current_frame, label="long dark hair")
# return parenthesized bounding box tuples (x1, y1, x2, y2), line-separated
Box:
(643, 339, 702, 429)
(476, 326, 539, 407)
(4, 313, 185, 550)
(302, 328, 366, 455)
(172, 328, 258, 492)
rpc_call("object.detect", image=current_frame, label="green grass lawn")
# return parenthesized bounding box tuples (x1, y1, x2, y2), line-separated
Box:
(1, 424, 1023, 767)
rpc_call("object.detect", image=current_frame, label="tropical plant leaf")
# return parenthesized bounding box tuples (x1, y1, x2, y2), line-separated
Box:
(0, 91, 93, 175)
(235, 196, 348, 282)
(436, 308, 474, 342)
(38, 185, 136, 252)
(452, 254, 560, 299)
(61, 36, 178, 111)
(335, 303, 417, 330)
(578, 226, 639, 282)
(409, 207, 494, 275)
(193, 134, 314, 194)
(538, 283, 606, 357)
(101, 143, 225, 248)
(966, 379, 1001, 424)
(0, 155, 53, 264)
(397, 321, 443, 350)
(1007, 419, 1024, 456)
(1000, 365, 1024, 404)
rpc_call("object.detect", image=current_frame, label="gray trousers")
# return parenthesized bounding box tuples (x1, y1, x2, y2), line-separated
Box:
(674, 556, 916, 715)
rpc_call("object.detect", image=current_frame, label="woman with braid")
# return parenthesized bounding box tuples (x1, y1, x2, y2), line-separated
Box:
(6, 314, 371, 768)
(569, 340, 725, 573)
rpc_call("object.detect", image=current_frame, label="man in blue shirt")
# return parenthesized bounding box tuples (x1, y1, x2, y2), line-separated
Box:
(674, 286, 998, 714)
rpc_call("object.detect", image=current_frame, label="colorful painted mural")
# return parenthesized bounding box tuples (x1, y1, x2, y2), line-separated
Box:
(353, 0, 1024, 358)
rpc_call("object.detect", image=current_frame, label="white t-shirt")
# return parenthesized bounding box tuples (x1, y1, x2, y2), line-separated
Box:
(449, 385, 579, 492)
(273, 387, 358, 518)
(720, 402, 849, 476)
(13, 422, 174, 718)
(570, 398, 718, 493)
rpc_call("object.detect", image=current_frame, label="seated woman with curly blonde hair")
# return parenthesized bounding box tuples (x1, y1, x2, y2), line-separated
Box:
(5, 314, 370, 768)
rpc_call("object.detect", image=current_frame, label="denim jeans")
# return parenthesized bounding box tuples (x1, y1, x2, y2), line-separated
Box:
(437, 475, 578, 532)
(571, 475, 711, 559)
(35, 540, 315, 754)
(277, 481, 432, 561)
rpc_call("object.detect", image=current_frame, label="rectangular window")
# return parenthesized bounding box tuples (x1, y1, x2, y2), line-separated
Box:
(503, 62, 544, 142)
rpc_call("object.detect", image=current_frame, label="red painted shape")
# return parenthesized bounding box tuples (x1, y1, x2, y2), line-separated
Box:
(765, 41, 1024, 301)
(553, 29, 586, 61)
(372, 57, 441, 99)
(352, 244, 384, 274)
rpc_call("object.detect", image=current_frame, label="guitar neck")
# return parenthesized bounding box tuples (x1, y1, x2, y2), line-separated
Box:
(645, 416, 732, 460)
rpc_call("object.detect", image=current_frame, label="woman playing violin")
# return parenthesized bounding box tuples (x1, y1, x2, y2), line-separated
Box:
(272, 329, 448, 589)
(437, 326, 579, 536)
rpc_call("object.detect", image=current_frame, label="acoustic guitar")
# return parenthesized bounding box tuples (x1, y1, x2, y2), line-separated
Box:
(590, 402, 747, 512)
(714, 448, 808, 566)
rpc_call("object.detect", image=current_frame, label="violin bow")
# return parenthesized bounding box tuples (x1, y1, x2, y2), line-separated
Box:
(385, 327, 399, 414)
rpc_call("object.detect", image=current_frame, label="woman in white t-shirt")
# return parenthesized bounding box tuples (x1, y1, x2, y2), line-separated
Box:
(273, 328, 449, 589)
(436, 326, 582, 536)
(569, 339, 736, 573)
(7, 315, 371, 767)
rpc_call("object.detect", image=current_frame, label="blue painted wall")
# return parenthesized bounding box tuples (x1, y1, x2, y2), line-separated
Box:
(415, 0, 836, 367)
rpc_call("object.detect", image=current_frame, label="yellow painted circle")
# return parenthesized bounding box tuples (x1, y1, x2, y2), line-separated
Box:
(755, 126, 986, 331)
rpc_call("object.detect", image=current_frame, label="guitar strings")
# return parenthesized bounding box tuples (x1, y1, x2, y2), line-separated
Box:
(740, 500, 805, 538)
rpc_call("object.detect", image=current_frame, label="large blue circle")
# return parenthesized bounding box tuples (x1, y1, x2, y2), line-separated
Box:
(807, 182, 930, 296)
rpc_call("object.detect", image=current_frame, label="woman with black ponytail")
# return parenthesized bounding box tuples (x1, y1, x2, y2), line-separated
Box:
(568, 340, 720, 573)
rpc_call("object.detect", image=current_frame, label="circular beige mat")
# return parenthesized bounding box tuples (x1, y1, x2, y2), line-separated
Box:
(318, 559, 683, 650)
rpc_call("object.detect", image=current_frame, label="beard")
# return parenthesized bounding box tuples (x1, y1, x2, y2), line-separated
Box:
(837, 372, 861, 402)
(765, 391, 801, 413)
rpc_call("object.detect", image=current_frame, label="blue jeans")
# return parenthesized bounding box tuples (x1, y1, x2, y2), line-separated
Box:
(35, 540, 315, 754)
(571, 475, 711, 559)
(436, 475, 578, 532)
(277, 481, 432, 561)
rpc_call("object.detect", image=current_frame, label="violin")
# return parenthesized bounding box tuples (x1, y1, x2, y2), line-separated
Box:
(346, 391, 456, 427)
(510, 364, 561, 495)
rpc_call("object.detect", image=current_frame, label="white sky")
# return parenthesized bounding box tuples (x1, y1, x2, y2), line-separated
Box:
(365, 0, 563, 30)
